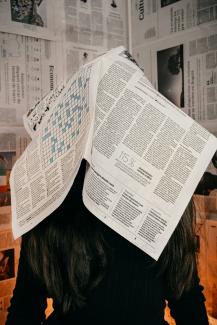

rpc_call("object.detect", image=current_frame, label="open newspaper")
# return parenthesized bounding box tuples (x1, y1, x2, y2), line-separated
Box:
(10, 46, 217, 260)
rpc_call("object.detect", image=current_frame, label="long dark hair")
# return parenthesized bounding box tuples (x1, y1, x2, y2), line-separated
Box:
(158, 199, 197, 298)
(24, 162, 197, 313)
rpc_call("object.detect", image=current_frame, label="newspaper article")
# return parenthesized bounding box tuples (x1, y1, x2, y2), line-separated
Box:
(0, 0, 58, 40)
(0, 32, 62, 126)
(133, 28, 217, 135)
(10, 46, 217, 260)
(131, 0, 217, 46)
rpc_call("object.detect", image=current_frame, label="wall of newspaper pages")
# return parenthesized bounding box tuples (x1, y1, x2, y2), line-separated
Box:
(131, 0, 217, 322)
(0, 0, 216, 323)
(0, 0, 128, 323)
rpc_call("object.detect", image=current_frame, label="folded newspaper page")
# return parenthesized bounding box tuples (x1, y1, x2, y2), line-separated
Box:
(10, 46, 217, 260)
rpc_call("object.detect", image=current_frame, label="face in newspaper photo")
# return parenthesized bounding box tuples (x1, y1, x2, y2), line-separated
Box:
(10, 0, 46, 27)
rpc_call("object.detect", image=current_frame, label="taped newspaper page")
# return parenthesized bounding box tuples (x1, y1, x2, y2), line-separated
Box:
(63, 0, 128, 49)
(0, 0, 57, 39)
(0, 32, 61, 127)
(10, 46, 217, 260)
(131, 0, 217, 46)
(133, 27, 217, 135)
(63, 44, 105, 84)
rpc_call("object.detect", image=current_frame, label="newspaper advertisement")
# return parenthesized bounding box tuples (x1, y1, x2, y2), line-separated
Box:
(0, 0, 58, 40)
(63, 0, 128, 49)
(133, 28, 217, 135)
(131, 0, 217, 46)
(10, 46, 217, 260)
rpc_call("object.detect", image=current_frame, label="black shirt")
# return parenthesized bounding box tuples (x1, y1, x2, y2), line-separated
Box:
(6, 217, 208, 325)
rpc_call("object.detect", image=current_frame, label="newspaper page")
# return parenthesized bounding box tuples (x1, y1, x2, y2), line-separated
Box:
(63, 0, 128, 49)
(131, 0, 217, 47)
(0, 227, 20, 324)
(133, 27, 217, 135)
(10, 55, 101, 238)
(63, 44, 104, 83)
(0, 0, 57, 40)
(0, 32, 62, 127)
(10, 46, 217, 260)
(82, 46, 217, 260)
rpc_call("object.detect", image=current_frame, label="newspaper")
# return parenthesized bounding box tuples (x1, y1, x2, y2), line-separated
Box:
(63, 0, 128, 49)
(61, 0, 128, 80)
(0, 32, 62, 127)
(10, 46, 217, 260)
(133, 27, 217, 135)
(131, 0, 217, 46)
(0, 0, 58, 40)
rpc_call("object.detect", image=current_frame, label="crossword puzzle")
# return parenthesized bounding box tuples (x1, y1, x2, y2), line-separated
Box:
(41, 66, 91, 167)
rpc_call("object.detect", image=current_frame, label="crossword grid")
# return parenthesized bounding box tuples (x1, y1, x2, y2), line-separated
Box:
(41, 67, 91, 167)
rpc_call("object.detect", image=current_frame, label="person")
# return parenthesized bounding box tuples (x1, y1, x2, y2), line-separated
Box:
(6, 160, 209, 324)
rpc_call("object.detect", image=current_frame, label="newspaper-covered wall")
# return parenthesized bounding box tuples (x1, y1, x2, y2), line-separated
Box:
(0, 1, 128, 323)
(131, 0, 217, 46)
(131, 0, 217, 321)
(133, 28, 217, 135)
